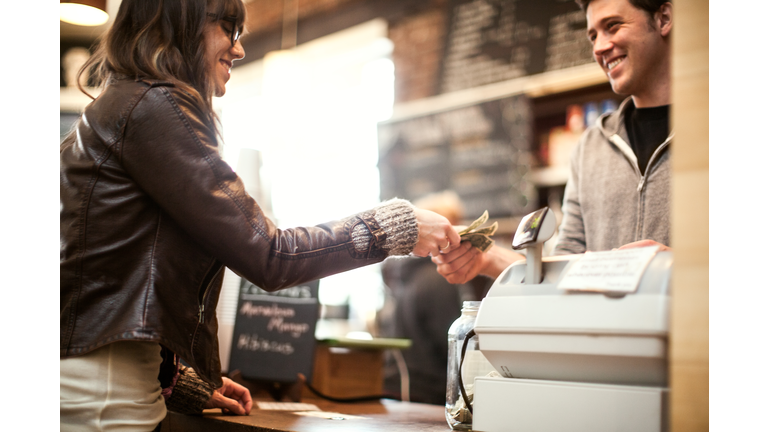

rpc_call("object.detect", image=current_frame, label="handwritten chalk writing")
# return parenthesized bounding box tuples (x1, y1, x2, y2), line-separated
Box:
(438, 106, 494, 140)
(440, 0, 592, 92)
(267, 317, 311, 338)
(544, 10, 592, 72)
(239, 302, 295, 318)
(242, 284, 313, 298)
(236, 334, 295, 355)
(400, 117, 445, 148)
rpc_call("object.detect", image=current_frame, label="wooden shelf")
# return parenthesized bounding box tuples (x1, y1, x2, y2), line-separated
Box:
(385, 63, 607, 124)
(528, 166, 570, 187)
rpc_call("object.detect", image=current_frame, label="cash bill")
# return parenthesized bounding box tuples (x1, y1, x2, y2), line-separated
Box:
(458, 210, 489, 236)
(462, 233, 494, 252)
(468, 222, 498, 237)
(459, 211, 497, 252)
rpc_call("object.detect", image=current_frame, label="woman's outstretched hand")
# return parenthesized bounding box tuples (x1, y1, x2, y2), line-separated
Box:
(204, 377, 253, 415)
(411, 208, 461, 258)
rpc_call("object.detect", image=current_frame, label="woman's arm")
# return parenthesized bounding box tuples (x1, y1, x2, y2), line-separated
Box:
(120, 84, 456, 290)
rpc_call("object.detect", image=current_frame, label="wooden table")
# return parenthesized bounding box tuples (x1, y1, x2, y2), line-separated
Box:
(159, 398, 450, 432)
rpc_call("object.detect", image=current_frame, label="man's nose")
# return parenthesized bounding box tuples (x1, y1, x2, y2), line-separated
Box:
(592, 34, 611, 60)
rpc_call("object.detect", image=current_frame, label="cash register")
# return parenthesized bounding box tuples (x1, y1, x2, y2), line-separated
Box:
(471, 207, 671, 432)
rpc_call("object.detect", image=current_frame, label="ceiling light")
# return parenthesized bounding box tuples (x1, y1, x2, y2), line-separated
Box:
(60, 0, 109, 26)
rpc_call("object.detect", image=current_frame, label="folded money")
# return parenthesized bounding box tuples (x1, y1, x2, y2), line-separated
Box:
(459, 210, 498, 252)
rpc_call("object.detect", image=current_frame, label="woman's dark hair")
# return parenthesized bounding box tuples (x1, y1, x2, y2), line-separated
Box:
(77, 0, 245, 124)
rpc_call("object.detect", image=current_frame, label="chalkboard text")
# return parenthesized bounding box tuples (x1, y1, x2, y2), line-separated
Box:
(237, 333, 295, 355)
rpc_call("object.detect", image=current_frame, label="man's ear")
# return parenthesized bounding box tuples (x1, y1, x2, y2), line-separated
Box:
(656, 2, 673, 37)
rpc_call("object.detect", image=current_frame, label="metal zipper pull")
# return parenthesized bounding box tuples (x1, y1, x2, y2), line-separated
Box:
(198, 305, 205, 323)
(637, 176, 646, 192)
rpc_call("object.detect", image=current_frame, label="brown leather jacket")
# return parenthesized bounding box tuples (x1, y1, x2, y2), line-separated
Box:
(60, 78, 411, 387)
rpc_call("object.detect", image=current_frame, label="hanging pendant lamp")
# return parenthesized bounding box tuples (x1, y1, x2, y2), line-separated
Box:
(60, 0, 109, 26)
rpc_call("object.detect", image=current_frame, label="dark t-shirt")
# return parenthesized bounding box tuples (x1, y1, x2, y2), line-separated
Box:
(625, 104, 670, 174)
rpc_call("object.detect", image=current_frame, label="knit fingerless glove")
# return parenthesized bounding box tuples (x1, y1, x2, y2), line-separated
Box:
(351, 198, 418, 256)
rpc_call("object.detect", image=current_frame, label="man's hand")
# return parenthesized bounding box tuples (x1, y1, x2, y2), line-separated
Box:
(618, 239, 670, 252)
(204, 377, 253, 415)
(432, 242, 485, 284)
(432, 242, 524, 284)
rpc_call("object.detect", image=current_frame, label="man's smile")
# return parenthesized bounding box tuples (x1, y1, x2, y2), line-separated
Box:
(606, 56, 625, 70)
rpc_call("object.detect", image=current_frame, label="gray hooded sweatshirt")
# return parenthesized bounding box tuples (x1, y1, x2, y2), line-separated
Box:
(553, 97, 672, 255)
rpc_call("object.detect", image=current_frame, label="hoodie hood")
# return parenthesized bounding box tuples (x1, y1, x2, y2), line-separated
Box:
(595, 97, 674, 177)
(597, 97, 634, 139)
(595, 97, 638, 168)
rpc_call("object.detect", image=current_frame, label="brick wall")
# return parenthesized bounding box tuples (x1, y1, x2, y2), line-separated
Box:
(387, 3, 447, 103)
(244, 0, 360, 35)
(244, 0, 284, 35)
(242, 0, 448, 103)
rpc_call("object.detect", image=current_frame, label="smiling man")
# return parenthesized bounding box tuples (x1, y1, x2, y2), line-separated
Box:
(553, 0, 673, 255)
(433, 0, 674, 284)
(587, 0, 672, 107)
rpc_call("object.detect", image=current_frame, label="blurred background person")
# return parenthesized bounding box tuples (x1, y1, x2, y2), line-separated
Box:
(378, 191, 491, 405)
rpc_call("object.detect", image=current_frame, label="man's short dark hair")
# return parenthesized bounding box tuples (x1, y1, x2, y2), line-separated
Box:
(575, 0, 671, 17)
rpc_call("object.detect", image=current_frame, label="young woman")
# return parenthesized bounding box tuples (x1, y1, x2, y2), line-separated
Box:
(60, 1, 460, 430)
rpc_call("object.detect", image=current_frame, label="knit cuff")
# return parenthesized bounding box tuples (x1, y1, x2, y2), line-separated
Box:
(164, 366, 215, 415)
(351, 198, 418, 256)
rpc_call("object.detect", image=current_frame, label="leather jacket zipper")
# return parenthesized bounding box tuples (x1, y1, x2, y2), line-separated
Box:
(197, 260, 222, 324)
(188, 260, 222, 371)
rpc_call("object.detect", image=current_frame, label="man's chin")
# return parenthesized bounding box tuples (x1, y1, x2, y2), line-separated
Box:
(608, 80, 630, 97)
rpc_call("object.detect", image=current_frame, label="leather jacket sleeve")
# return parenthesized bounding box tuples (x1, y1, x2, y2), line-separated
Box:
(118, 83, 413, 290)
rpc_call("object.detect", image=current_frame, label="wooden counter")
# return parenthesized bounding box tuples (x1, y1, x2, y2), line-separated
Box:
(159, 398, 450, 432)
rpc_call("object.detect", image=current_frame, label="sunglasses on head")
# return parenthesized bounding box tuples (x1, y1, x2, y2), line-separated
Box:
(207, 13, 241, 47)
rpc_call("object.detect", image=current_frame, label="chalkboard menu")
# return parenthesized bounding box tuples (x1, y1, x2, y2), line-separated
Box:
(228, 279, 320, 383)
(378, 94, 536, 218)
(440, 0, 593, 93)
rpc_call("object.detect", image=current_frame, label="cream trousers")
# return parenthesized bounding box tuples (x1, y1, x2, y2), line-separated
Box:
(60, 340, 167, 431)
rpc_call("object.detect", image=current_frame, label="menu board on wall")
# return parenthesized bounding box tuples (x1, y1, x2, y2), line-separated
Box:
(440, 0, 593, 93)
(378, 94, 536, 219)
(228, 279, 320, 383)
